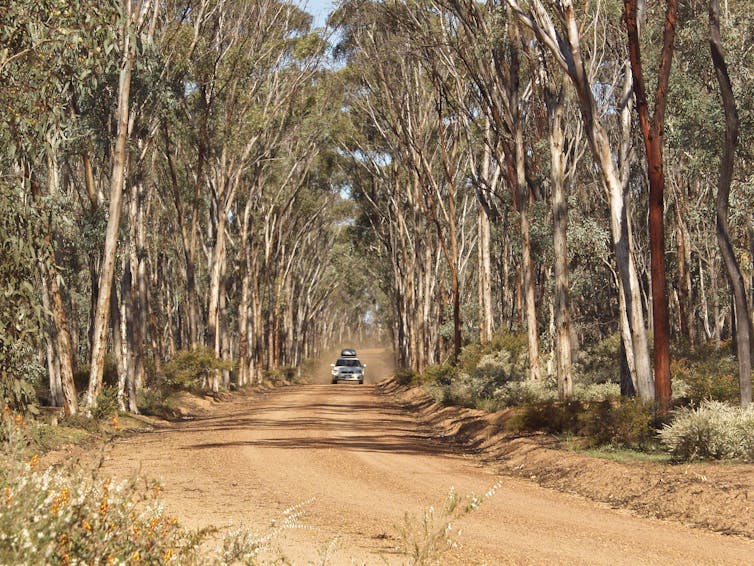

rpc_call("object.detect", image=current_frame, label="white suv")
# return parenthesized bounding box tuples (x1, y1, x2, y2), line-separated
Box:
(331, 357, 366, 384)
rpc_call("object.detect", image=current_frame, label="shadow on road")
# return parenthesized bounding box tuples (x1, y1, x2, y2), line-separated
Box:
(164, 384, 457, 457)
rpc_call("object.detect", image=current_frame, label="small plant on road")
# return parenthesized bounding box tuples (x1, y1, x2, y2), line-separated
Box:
(395, 483, 500, 565)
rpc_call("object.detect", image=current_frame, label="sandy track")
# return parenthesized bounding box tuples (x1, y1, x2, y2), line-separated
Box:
(100, 350, 752, 564)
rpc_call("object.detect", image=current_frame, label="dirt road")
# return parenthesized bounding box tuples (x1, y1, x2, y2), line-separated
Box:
(101, 349, 752, 564)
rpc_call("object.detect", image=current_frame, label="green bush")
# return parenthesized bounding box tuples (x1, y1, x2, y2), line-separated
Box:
(493, 380, 557, 408)
(90, 387, 120, 420)
(263, 366, 297, 383)
(573, 333, 622, 385)
(73, 356, 120, 393)
(659, 401, 754, 462)
(578, 399, 655, 449)
(573, 382, 621, 402)
(670, 343, 739, 405)
(394, 368, 420, 386)
(507, 400, 584, 434)
(160, 347, 233, 392)
(424, 364, 457, 386)
(506, 397, 655, 449)
(0, 373, 39, 416)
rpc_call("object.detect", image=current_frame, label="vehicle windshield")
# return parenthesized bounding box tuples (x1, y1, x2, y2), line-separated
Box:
(335, 358, 361, 367)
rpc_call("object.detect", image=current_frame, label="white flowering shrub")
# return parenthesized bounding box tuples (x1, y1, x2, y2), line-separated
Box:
(659, 401, 754, 462)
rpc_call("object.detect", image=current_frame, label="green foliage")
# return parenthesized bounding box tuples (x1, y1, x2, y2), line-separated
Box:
(577, 399, 656, 449)
(423, 363, 457, 386)
(507, 400, 584, 435)
(89, 387, 119, 420)
(493, 380, 557, 408)
(161, 348, 233, 392)
(394, 368, 420, 386)
(573, 382, 621, 402)
(0, 375, 39, 417)
(507, 398, 655, 449)
(670, 342, 739, 405)
(263, 366, 298, 384)
(660, 401, 754, 462)
(73, 356, 119, 393)
(0, 187, 46, 413)
(573, 333, 622, 386)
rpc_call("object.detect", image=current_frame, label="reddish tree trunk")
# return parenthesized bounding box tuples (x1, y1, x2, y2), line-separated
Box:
(624, 0, 678, 415)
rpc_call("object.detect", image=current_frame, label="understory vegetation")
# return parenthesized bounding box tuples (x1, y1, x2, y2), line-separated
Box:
(397, 332, 754, 461)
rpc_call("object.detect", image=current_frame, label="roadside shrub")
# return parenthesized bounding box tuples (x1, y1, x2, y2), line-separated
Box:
(1, 406, 31, 457)
(493, 380, 557, 408)
(573, 333, 622, 385)
(507, 400, 583, 434)
(89, 387, 119, 420)
(578, 399, 655, 449)
(670, 343, 739, 405)
(395, 483, 500, 565)
(487, 331, 529, 367)
(424, 364, 457, 386)
(395, 368, 420, 386)
(457, 344, 483, 375)
(659, 401, 754, 462)
(137, 388, 176, 419)
(573, 382, 621, 402)
(264, 366, 297, 383)
(161, 347, 233, 392)
(0, 458, 205, 565)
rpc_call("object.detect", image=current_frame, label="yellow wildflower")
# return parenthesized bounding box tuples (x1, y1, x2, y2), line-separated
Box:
(111, 416, 120, 431)
(29, 454, 40, 469)
(82, 519, 92, 532)
(131, 550, 140, 562)
(14, 414, 23, 425)
(163, 549, 174, 562)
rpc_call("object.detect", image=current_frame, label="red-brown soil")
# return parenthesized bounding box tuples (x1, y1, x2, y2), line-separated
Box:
(81, 348, 752, 564)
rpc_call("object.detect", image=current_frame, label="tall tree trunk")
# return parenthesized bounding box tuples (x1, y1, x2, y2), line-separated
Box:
(625, 0, 677, 415)
(40, 275, 64, 408)
(516, 125, 541, 382)
(548, 92, 573, 399)
(477, 138, 494, 345)
(709, 0, 752, 407)
(87, 17, 135, 411)
(207, 206, 227, 392)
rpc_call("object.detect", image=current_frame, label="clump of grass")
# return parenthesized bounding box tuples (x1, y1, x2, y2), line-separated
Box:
(395, 483, 500, 565)
(660, 401, 754, 462)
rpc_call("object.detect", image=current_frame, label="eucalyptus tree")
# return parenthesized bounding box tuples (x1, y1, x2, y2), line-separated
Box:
(708, 0, 752, 406)
(0, 0, 125, 414)
(507, 0, 654, 402)
(624, 0, 678, 414)
(87, 0, 161, 411)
